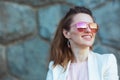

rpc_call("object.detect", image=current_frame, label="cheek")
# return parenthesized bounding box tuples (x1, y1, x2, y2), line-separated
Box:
(92, 33, 96, 38)
(70, 31, 82, 39)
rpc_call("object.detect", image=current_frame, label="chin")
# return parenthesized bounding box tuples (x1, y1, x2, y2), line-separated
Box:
(84, 43, 93, 47)
(85, 40, 94, 46)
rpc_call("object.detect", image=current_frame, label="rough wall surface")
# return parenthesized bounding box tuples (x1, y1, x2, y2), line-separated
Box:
(0, 0, 120, 80)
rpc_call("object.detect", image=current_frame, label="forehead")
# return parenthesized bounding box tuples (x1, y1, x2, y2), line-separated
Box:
(71, 13, 94, 26)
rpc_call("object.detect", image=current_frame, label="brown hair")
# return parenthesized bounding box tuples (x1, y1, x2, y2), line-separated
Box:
(49, 6, 94, 67)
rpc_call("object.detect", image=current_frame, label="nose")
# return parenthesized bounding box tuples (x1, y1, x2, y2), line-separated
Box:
(85, 26, 91, 33)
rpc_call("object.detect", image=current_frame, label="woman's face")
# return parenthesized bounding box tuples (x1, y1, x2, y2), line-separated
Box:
(64, 13, 97, 48)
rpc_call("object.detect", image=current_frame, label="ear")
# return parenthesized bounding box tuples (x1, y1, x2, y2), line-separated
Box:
(63, 29, 71, 39)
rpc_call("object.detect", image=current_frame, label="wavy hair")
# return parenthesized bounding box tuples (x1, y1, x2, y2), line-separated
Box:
(49, 6, 94, 67)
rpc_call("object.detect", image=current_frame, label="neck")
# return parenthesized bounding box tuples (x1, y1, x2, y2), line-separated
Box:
(71, 46, 90, 63)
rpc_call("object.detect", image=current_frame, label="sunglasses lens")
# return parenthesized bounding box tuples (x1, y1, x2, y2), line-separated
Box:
(76, 22, 87, 32)
(90, 23, 98, 29)
(90, 23, 98, 33)
(91, 28, 98, 33)
(77, 28, 86, 32)
(76, 22, 87, 28)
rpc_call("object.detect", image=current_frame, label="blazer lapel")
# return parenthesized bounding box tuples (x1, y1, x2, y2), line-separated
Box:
(88, 51, 100, 80)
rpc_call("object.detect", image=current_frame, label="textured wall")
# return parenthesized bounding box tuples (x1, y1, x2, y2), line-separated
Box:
(0, 0, 120, 80)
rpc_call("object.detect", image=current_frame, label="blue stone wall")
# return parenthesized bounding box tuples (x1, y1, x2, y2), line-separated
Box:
(0, 0, 120, 80)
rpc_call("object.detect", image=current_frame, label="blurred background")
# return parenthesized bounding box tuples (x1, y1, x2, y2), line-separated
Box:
(0, 0, 120, 80)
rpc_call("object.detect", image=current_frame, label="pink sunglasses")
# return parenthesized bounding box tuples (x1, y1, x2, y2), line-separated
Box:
(71, 22, 98, 33)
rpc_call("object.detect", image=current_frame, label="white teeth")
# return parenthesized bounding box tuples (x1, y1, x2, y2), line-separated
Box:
(82, 35, 92, 38)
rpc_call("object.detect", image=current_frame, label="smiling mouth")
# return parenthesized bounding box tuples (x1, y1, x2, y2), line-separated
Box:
(81, 35, 92, 40)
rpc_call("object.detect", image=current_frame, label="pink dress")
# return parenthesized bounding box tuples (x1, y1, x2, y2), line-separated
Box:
(66, 61, 89, 80)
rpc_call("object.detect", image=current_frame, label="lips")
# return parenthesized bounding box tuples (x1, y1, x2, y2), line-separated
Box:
(81, 35, 92, 40)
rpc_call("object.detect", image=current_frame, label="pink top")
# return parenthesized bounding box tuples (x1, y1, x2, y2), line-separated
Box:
(66, 61, 89, 80)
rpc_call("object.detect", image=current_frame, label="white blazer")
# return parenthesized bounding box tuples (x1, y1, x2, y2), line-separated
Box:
(46, 51, 119, 80)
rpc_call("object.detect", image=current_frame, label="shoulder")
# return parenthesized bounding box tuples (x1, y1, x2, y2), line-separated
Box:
(91, 51, 116, 60)
(91, 51, 117, 66)
(48, 61, 64, 71)
(91, 52, 119, 79)
(48, 61, 54, 70)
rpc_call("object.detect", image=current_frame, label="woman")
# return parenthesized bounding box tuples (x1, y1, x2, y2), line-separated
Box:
(46, 6, 119, 80)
